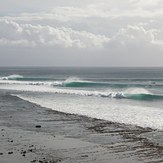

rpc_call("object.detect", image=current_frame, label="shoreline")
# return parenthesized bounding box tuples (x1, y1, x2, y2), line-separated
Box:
(1, 91, 163, 163)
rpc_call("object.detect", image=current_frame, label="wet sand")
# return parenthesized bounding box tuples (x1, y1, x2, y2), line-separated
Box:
(1, 90, 163, 163)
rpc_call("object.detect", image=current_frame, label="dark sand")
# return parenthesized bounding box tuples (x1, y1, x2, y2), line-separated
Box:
(1, 90, 163, 163)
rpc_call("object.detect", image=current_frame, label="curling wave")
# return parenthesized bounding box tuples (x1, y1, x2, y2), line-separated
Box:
(0, 81, 162, 101)
(1, 75, 163, 89)
(62, 78, 161, 88)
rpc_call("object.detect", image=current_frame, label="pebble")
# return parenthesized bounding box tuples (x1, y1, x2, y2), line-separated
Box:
(35, 125, 41, 128)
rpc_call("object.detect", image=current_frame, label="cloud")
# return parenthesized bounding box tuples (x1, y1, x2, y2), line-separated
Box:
(1, 0, 163, 66)
(130, 0, 161, 7)
(1, 19, 163, 51)
(0, 19, 110, 48)
(3, 0, 163, 24)
(106, 25, 163, 53)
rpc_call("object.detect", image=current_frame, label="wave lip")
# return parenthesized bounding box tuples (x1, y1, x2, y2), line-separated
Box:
(63, 77, 115, 88)
(62, 79, 163, 88)
(63, 81, 99, 87)
(125, 93, 163, 101)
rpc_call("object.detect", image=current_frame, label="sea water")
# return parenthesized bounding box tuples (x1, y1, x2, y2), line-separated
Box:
(0, 67, 163, 129)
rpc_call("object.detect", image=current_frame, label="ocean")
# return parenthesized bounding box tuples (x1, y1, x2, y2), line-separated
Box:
(1, 67, 163, 129)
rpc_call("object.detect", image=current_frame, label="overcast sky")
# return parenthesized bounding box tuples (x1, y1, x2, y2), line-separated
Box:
(0, 0, 163, 67)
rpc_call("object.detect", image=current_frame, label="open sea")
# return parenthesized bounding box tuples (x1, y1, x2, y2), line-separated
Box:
(1, 67, 163, 129)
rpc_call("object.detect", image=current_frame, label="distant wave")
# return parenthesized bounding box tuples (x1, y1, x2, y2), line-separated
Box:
(62, 81, 163, 89)
(1, 74, 24, 80)
(0, 74, 54, 81)
(1, 75, 163, 88)
(62, 77, 161, 88)
(0, 79, 62, 87)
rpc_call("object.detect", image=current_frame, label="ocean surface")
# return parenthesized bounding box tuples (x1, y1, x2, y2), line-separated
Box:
(1, 67, 163, 129)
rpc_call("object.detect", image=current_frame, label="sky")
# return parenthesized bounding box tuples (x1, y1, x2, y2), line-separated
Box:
(0, 0, 163, 67)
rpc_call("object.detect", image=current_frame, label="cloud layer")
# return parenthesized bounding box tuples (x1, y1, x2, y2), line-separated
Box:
(0, 20, 110, 48)
(1, 0, 163, 66)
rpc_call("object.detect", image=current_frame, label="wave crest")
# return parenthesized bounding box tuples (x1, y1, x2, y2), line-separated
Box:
(1, 74, 24, 80)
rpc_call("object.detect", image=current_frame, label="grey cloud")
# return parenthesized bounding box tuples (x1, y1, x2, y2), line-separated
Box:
(1, 19, 163, 51)
(0, 20, 110, 48)
(1, 0, 163, 67)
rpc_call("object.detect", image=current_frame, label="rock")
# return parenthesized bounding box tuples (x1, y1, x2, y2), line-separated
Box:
(35, 125, 41, 128)
(0, 153, 3, 155)
(8, 151, 13, 154)
(81, 155, 88, 157)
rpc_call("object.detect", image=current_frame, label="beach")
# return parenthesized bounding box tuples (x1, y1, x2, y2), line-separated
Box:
(1, 90, 163, 163)
(1, 0, 163, 161)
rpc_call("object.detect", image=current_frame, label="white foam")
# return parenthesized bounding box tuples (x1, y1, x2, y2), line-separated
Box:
(0, 79, 62, 87)
(0, 83, 125, 98)
(124, 88, 150, 95)
(1, 82, 163, 129)
(14, 93, 163, 130)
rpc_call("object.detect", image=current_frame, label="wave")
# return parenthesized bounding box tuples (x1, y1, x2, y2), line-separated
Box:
(1, 74, 24, 80)
(1, 75, 163, 101)
(125, 93, 163, 101)
(1, 75, 163, 89)
(0, 74, 55, 81)
(62, 81, 163, 89)
(0, 81, 162, 101)
(12, 92, 163, 130)
(63, 78, 162, 88)
(0, 79, 62, 87)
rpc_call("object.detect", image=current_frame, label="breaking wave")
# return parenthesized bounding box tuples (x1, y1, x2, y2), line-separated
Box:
(0, 81, 162, 101)
(62, 77, 162, 88)
(1, 74, 24, 80)
(1, 75, 162, 88)
(0, 75, 163, 101)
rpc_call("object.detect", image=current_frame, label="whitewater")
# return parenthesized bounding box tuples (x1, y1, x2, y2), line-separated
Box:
(1, 67, 163, 129)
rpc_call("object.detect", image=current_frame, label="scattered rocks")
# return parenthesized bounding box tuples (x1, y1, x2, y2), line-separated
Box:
(31, 160, 36, 163)
(8, 140, 13, 143)
(30, 159, 60, 163)
(8, 151, 13, 154)
(21, 150, 26, 157)
(29, 145, 34, 148)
